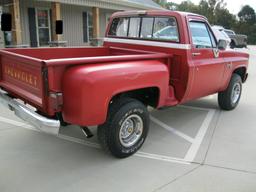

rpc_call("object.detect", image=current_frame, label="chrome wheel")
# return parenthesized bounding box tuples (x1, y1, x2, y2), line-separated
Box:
(231, 82, 241, 104)
(119, 114, 143, 147)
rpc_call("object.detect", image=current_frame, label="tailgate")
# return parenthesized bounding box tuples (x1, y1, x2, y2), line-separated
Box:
(0, 50, 45, 108)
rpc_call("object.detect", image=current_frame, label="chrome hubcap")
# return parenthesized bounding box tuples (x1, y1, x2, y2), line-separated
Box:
(231, 82, 241, 104)
(119, 114, 143, 147)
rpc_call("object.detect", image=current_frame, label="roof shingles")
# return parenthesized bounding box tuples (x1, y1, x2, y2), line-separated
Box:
(124, 0, 163, 9)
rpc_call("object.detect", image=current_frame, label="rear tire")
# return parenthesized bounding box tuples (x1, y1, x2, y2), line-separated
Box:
(97, 98, 149, 158)
(218, 74, 242, 110)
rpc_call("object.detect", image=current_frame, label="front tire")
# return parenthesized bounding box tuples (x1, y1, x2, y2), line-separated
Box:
(230, 41, 236, 49)
(97, 98, 149, 158)
(218, 74, 242, 110)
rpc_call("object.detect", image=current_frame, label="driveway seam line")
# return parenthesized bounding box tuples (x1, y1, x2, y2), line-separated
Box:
(0, 127, 17, 132)
(202, 110, 222, 164)
(152, 165, 201, 192)
(204, 163, 256, 175)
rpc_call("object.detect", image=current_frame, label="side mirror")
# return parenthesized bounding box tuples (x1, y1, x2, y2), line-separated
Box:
(55, 20, 63, 35)
(1, 13, 12, 31)
(217, 39, 227, 50)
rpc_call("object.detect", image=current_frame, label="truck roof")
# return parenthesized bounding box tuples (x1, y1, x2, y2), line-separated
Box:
(111, 10, 206, 20)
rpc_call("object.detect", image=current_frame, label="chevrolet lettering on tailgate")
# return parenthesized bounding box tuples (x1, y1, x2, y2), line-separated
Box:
(4, 65, 38, 87)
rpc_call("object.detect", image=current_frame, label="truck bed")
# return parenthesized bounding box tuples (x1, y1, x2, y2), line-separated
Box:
(0, 46, 170, 114)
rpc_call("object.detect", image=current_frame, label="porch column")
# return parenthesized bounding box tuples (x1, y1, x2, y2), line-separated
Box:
(10, 0, 22, 45)
(92, 7, 100, 39)
(51, 2, 61, 41)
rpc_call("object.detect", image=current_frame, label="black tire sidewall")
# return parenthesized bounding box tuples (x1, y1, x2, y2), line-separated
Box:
(230, 41, 235, 49)
(229, 76, 242, 108)
(109, 101, 149, 157)
(218, 74, 242, 110)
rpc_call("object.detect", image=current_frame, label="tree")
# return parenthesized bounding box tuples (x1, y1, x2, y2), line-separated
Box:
(177, 0, 199, 13)
(238, 5, 256, 24)
(198, 0, 228, 24)
(235, 5, 256, 44)
(153, 0, 169, 8)
(214, 7, 236, 29)
(157, 0, 256, 44)
(165, 2, 179, 10)
(198, 0, 214, 23)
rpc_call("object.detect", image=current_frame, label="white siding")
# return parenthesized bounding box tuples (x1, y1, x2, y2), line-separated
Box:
(61, 5, 115, 46)
(61, 4, 91, 46)
(100, 9, 115, 37)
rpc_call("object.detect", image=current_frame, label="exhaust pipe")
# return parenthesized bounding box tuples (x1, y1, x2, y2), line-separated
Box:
(81, 126, 93, 138)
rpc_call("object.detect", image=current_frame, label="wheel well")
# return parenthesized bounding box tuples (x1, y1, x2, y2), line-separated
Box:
(233, 67, 246, 82)
(231, 39, 236, 45)
(111, 87, 160, 108)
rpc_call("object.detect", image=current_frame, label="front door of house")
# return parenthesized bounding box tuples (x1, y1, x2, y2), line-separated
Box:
(36, 9, 51, 47)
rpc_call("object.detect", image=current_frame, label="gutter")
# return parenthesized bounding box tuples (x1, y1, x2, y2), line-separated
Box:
(41, 0, 164, 10)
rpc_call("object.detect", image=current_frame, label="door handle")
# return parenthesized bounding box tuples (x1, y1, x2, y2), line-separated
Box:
(192, 52, 201, 56)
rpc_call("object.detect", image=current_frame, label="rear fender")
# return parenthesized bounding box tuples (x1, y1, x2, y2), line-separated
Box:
(62, 60, 169, 126)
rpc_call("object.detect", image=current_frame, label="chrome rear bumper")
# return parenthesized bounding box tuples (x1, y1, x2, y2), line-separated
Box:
(0, 89, 60, 135)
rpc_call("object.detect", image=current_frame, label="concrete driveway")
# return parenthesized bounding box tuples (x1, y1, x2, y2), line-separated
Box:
(0, 47, 256, 192)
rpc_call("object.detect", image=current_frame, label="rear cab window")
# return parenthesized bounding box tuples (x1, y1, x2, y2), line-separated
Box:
(128, 17, 141, 38)
(153, 17, 179, 42)
(108, 16, 180, 43)
(224, 30, 235, 35)
(108, 17, 129, 37)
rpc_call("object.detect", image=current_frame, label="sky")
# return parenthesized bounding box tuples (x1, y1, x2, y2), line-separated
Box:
(167, 0, 256, 14)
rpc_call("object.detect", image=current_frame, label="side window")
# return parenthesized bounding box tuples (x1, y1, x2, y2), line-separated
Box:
(189, 22, 213, 48)
(153, 17, 179, 42)
(224, 30, 235, 35)
(140, 17, 154, 38)
(209, 29, 217, 48)
(108, 17, 129, 37)
(128, 17, 141, 38)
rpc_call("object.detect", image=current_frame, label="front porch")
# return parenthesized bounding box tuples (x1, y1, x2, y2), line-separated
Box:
(1, 0, 161, 47)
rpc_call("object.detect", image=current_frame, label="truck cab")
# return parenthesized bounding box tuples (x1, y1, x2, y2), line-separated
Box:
(104, 10, 248, 102)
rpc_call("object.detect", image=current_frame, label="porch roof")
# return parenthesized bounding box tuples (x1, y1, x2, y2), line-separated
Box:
(39, 0, 164, 10)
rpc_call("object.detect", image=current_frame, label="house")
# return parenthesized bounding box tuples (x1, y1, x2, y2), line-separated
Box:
(0, 0, 162, 47)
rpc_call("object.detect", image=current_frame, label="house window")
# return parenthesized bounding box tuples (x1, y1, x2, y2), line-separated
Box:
(36, 9, 51, 46)
(82, 12, 88, 42)
(88, 12, 93, 41)
(83, 12, 93, 43)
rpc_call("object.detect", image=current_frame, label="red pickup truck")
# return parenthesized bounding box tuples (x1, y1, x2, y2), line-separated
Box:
(0, 10, 249, 158)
